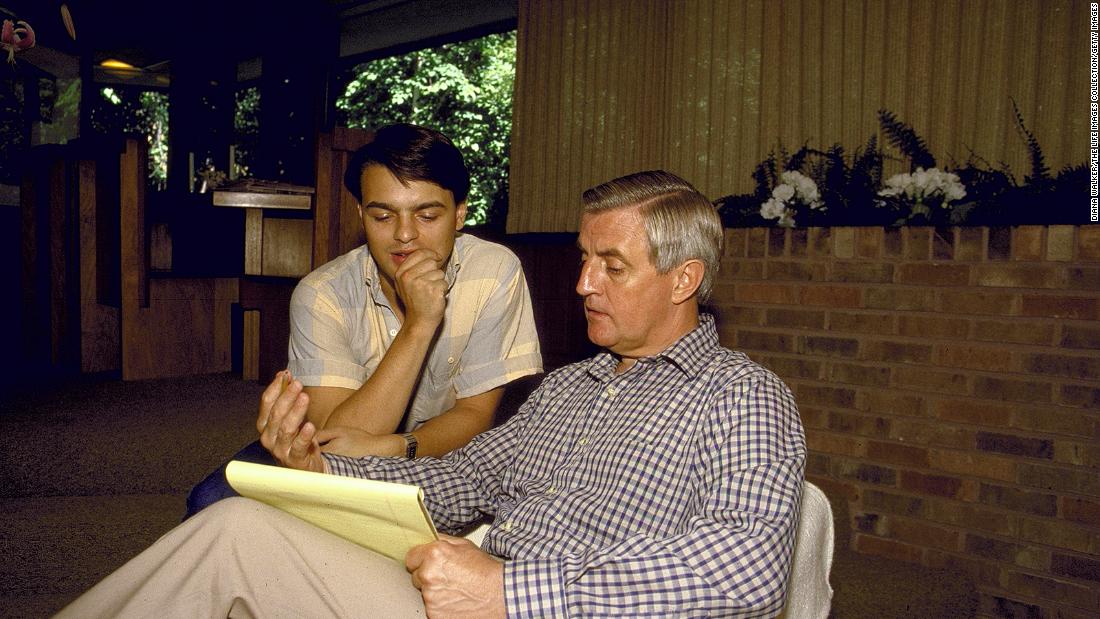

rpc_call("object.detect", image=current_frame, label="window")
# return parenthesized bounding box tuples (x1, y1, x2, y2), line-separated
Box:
(90, 87, 169, 189)
(335, 30, 516, 226)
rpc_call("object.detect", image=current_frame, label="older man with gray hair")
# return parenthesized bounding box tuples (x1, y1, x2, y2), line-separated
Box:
(58, 170, 806, 618)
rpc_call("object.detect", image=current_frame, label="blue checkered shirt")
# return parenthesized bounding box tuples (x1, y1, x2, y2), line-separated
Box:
(326, 314, 806, 617)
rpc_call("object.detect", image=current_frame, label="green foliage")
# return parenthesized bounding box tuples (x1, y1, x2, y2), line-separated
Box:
(234, 86, 260, 178)
(91, 87, 169, 189)
(878, 108, 936, 171)
(335, 31, 516, 226)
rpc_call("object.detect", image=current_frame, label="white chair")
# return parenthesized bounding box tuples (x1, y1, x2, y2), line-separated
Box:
(778, 481, 835, 619)
(462, 481, 835, 618)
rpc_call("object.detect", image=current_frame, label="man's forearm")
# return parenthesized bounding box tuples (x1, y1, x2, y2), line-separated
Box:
(320, 321, 437, 432)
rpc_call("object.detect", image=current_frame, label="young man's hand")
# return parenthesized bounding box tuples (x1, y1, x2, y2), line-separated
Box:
(316, 426, 405, 458)
(257, 371, 327, 474)
(406, 535, 506, 619)
(394, 249, 448, 331)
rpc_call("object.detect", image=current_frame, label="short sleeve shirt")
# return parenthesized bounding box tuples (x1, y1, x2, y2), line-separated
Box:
(286, 233, 543, 432)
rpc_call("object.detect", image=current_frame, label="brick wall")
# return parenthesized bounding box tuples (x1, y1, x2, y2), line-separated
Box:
(712, 225, 1100, 618)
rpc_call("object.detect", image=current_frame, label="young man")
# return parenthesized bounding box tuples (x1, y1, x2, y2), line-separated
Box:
(185, 123, 543, 516)
(61, 170, 805, 617)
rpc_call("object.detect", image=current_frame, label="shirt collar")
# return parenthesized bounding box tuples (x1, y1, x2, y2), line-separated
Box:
(586, 313, 720, 379)
(362, 235, 465, 305)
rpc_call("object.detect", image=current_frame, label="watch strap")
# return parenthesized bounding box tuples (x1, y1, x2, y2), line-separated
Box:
(401, 432, 418, 459)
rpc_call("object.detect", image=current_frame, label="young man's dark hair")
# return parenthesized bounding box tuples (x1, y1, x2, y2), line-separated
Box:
(342, 123, 471, 205)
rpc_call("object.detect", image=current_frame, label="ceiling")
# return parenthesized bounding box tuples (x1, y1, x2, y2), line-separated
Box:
(1, 0, 516, 83)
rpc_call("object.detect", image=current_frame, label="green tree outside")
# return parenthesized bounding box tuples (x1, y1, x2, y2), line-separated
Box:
(335, 31, 516, 226)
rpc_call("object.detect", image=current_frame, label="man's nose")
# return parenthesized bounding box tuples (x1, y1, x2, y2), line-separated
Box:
(394, 216, 418, 243)
(575, 261, 596, 296)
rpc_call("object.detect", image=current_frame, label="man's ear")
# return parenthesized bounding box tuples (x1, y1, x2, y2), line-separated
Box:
(455, 201, 468, 231)
(671, 259, 705, 305)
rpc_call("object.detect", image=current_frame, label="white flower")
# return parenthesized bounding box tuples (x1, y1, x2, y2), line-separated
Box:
(760, 197, 786, 220)
(772, 183, 795, 202)
(777, 208, 796, 227)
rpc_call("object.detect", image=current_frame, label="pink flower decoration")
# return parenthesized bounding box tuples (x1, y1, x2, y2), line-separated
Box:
(2, 20, 36, 65)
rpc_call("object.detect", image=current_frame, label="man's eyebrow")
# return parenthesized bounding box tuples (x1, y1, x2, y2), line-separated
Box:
(362, 201, 447, 211)
(576, 241, 628, 261)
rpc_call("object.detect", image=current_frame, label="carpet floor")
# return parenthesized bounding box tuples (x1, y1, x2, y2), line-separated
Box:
(0, 373, 977, 618)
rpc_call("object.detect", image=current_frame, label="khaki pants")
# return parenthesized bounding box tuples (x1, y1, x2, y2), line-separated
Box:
(55, 497, 426, 618)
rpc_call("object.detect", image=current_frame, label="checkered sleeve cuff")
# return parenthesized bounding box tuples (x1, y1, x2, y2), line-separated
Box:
(504, 557, 569, 618)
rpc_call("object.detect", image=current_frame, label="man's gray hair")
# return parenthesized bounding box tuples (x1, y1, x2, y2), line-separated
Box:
(582, 170, 724, 303)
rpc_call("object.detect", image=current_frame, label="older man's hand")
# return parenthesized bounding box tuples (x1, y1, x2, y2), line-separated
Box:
(406, 535, 505, 619)
(257, 371, 327, 474)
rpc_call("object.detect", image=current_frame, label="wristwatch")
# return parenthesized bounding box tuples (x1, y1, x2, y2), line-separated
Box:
(401, 433, 419, 459)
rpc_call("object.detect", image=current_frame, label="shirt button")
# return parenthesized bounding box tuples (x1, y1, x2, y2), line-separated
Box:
(548, 486, 558, 495)
(606, 387, 618, 397)
(578, 437, 588, 446)
(502, 521, 514, 532)
(447, 356, 455, 364)
(388, 328, 397, 336)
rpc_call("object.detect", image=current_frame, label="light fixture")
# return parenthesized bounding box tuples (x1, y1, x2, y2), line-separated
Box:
(100, 58, 135, 69)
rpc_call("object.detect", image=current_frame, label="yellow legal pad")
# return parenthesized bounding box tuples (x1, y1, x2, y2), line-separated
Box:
(225, 460, 438, 562)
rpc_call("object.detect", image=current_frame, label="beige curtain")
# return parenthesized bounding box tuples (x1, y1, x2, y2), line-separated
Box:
(508, 0, 1089, 233)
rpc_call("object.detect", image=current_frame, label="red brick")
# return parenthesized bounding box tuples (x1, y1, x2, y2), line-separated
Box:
(897, 315, 969, 339)
(904, 228, 932, 260)
(965, 534, 1049, 569)
(892, 366, 969, 395)
(854, 533, 924, 563)
(724, 229, 748, 258)
(988, 226, 1012, 260)
(939, 290, 1020, 315)
(1066, 266, 1100, 290)
(899, 469, 964, 498)
(735, 283, 797, 304)
(973, 264, 1068, 288)
(935, 343, 1015, 372)
(1078, 225, 1100, 260)
(806, 452, 830, 474)
(860, 488, 926, 517)
(805, 429, 866, 456)
(866, 440, 930, 467)
(797, 385, 857, 408)
(789, 228, 808, 257)
(982, 594, 1045, 619)
(925, 500, 1019, 536)
(1059, 385, 1100, 408)
(890, 418, 975, 449)
(1018, 517, 1096, 554)
(972, 376, 1054, 404)
(883, 227, 903, 257)
(895, 263, 971, 286)
(809, 228, 833, 256)
(754, 354, 824, 380)
(1053, 441, 1100, 468)
(764, 308, 825, 329)
(828, 261, 894, 283)
(979, 483, 1057, 517)
(930, 448, 1017, 482)
(1012, 226, 1045, 261)
(836, 460, 897, 485)
(1046, 225, 1075, 261)
(1061, 324, 1100, 349)
(828, 311, 895, 335)
(735, 330, 795, 353)
(799, 285, 862, 308)
(932, 227, 955, 260)
(1012, 406, 1100, 439)
(956, 226, 985, 261)
(798, 335, 860, 358)
(1018, 463, 1100, 496)
(765, 260, 827, 281)
(826, 411, 892, 438)
(1021, 295, 1099, 320)
(828, 362, 891, 387)
(832, 227, 855, 258)
(931, 399, 1012, 426)
(714, 304, 764, 327)
(999, 570, 1100, 611)
(1062, 497, 1100, 526)
(799, 407, 829, 429)
(746, 228, 766, 258)
(853, 510, 886, 535)
(1052, 553, 1100, 583)
(767, 227, 787, 257)
(861, 340, 933, 364)
(972, 319, 1055, 346)
(924, 550, 1003, 587)
(1022, 352, 1100, 380)
(855, 227, 883, 258)
(856, 390, 926, 417)
(721, 260, 764, 280)
(888, 515, 962, 551)
(866, 288, 936, 311)
(976, 432, 1054, 460)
